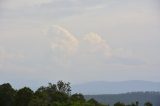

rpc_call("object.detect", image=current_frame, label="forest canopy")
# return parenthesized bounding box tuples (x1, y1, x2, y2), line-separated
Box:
(0, 81, 106, 106)
(0, 81, 153, 106)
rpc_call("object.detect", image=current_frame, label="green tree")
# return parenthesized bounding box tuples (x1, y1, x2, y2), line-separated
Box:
(87, 98, 105, 106)
(127, 101, 139, 106)
(114, 102, 125, 106)
(57, 80, 71, 95)
(47, 83, 57, 94)
(28, 96, 49, 106)
(0, 81, 108, 106)
(32, 81, 71, 106)
(144, 102, 152, 106)
(0, 83, 15, 106)
(28, 90, 49, 106)
(135, 101, 139, 106)
(51, 91, 69, 103)
(36, 85, 56, 103)
(14, 87, 33, 106)
(70, 93, 85, 103)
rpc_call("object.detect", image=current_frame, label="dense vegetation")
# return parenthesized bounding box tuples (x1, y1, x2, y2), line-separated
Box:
(0, 81, 155, 106)
(0, 81, 106, 106)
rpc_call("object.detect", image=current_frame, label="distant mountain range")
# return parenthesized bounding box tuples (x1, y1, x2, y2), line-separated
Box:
(72, 80, 160, 94)
(85, 92, 160, 106)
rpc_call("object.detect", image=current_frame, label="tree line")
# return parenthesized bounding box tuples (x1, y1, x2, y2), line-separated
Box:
(0, 81, 153, 106)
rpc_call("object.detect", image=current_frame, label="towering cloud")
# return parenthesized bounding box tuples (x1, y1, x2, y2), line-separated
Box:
(45, 25, 79, 58)
(45, 25, 112, 59)
(83, 32, 112, 57)
(44, 25, 144, 66)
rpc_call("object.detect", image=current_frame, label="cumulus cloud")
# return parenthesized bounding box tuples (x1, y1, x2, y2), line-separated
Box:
(45, 25, 112, 61)
(45, 25, 79, 58)
(83, 32, 112, 57)
(44, 25, 144, 66)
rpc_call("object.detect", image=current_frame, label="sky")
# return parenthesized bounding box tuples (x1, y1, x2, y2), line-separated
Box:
(0, 0, 160, 89)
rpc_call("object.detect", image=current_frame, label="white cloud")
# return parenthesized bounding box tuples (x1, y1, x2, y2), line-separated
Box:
(45, 25, 113, 59)
(45, 25, 79, 58)
(45, 25, 140, 61)
(44, 25, 146, 67)
(0, 0, 159, 84)
(83, 32, 112, 57)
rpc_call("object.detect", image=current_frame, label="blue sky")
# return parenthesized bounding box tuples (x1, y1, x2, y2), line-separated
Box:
(0, 0, 160, 88)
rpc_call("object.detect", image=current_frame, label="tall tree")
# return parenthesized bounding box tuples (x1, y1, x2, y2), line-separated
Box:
(14, 87, 33, 106)
(57, 80, 71, 95)
(0, 83, 15, 106)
